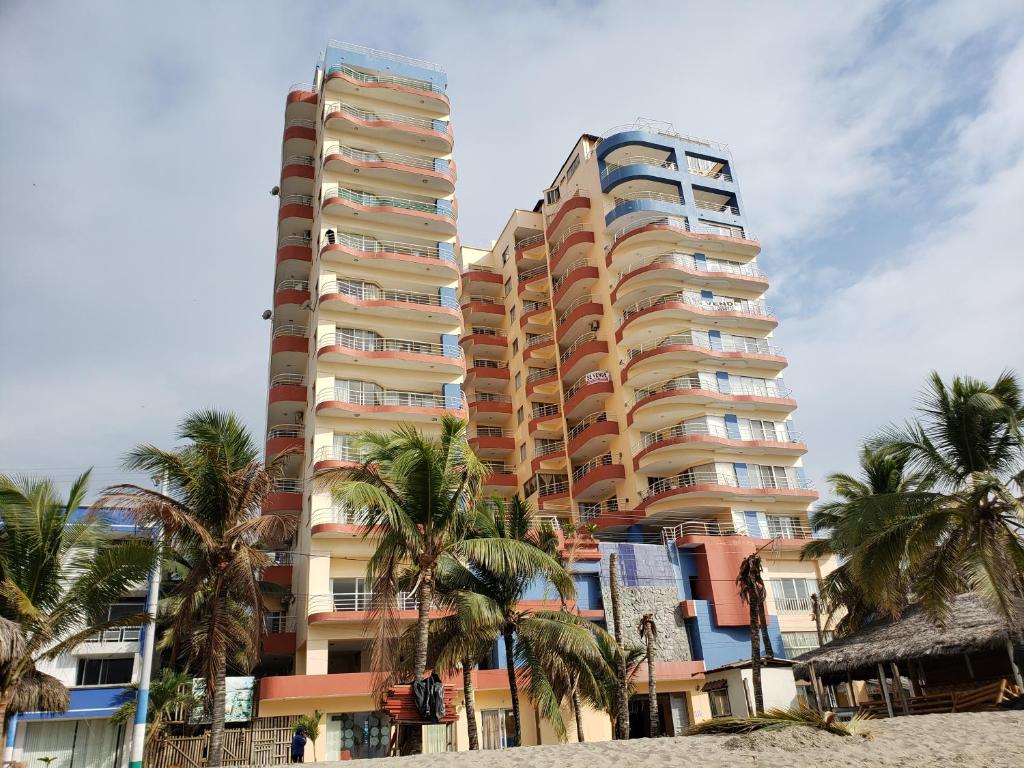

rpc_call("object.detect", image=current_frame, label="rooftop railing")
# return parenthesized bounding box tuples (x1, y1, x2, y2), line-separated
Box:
(326, 41, 445, 74)
(326, 63, 438, 93)
(318, 332, 463, 359)
(320, 281, 457, 309)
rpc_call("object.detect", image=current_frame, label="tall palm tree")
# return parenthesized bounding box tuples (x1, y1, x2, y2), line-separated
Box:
(637, 614, 658, 737)
(736, 553, 766, 713)
(99, 411, 296, 768)
(0, 471, 153, 741)
(573, 631, 644, 738)
(801, 446, 924, 633)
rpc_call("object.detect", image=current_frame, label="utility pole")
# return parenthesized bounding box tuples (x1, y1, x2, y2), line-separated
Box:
(128, 472, 167, 768)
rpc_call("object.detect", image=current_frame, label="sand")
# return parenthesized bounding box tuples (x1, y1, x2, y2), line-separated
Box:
(309, 711, 1024, 768)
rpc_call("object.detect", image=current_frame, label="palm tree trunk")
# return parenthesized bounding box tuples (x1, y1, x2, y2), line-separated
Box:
(608, 553, 630, 740)
(758, 601, 774, 659)
(571, 677, 585, 742)
(206, 658, 228, 767)
(461, 656, 479, 750)
(749, 597, 764, 715)
(413, 565, 435, 679)
(646, 635, 658, 738)
(502, 628, 522, 747)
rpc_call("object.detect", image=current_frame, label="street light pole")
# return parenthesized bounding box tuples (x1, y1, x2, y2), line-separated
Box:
(128, 472, 166, 768)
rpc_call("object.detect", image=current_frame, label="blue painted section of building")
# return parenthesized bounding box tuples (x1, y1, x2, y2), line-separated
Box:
(440, 334, 460, 358)
(323, 44, 447, 91)
(685, 601, 784, 669)
(436, 199, 454, 218)
(20, 686, 133, 721)
(437, 242, 455, 263)
(438, 286, 457, 308)
(69, 507, 148, 535)
(434, 158, 450, 175)
(605, 196, 688, 228)
(600, 163, 680, 194)
(573, 574, 603, 611)
(442, 383, 462, 410)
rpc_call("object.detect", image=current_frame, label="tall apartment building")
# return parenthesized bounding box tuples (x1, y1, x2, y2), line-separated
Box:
(257, 43, 832, 759)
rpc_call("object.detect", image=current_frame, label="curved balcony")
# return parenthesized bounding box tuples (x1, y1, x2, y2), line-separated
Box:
(532, 441, 567, 472)
(461, 295, 505, 325)
(469, 393, 512, 424)
(638, 468, 816, 511)
(548, 224, 595, 275)
(600, 155, 680, 194)
(617, 292, 777, 343)
(517, 265, 549, 297)
(627, 376, 796, 428)
(468, 427, 515, 457)
(323, 63, 449, 113)
(323, 101, 453, 153)
(571, 454, 625, 501)
(559, 332, 608, 383)
(312, 445, 362, 473)
(525, 367, 559, 398)
(460, 327, 507, 354)
(322, 143, 454, 195)
(286, 82, 317, 105)
(607, 215, 760, 267)
(319, 281, 460, 324)
(317, 332, 465, 374)
(271, 324, 308, 356)
(552, 259, 599, 309)
(556, 294, 603, 345)
(316, 387, 466, 422)
(528, 403, 562, 436)
(606, 190, 688, 229)
(466, 358, 510, 387)
(311, 506, 370, 538)
(483, 464, 518, 491)
(283, 118, 316, 148)
(321, 186, 456, 236)
(612, 251, 767, 305)
(319, 231, 459, 279)
(545, 192, 591, 238)
(276, 235, 313, 267)
(264, 477, 302, 515)
(633, 421, 806, 474)
(266, 424, 303, 459)
(462, 265, 504, 293)
(273, 279, 310, 309)
(520, 300, 552, 334)
(523, 333, 555, 365)
(624, 333, 785, 383)
(566, 412, 619, 460)
(281, 154, 315, 193)
(538, 479, 571, 509)
(278, 194, 314, 227)
(514, 233, 547, 266)
(563, 371, 613, 419)
(307, 590, 419, 623)
(269, 373, 307, 406)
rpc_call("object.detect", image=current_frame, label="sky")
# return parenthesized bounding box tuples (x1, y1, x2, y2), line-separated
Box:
(1, 0, 1022, 500)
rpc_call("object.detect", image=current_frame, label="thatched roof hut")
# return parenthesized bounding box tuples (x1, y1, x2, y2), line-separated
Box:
(793, 593, 1024, 682)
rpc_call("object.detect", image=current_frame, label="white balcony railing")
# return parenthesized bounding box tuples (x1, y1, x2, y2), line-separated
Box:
(322, 186, 453, 220)
(519, 265, 549, 282)
(272, 478, 303, 493)
(323, 142, 438, 172)
(579, 497, 618, 522)
(534, 440, 566, 458)
(267, 424, 302, 439)
(472, 427, 514, 439)
(526, 333, 553, 349)
(560, 332, 602, 365)
(323, 101, 449, 134)
(572, 453, 615, 482)
(621, 292, 773, 323)
(471, 358, 508, 370)
(551, 259, 593, 294)
(613, 190, 686, 207)
(320, 231, 449, 262)
(272, 324, 307, 339)
(315, 388, 463, 410)
(270, 373, 305, 388)
(527, 367, 558, 383)
(557, 293, 599, 324)
(549, 223, 588, 255)
(619, 250, 764, 281)
(86, 626, 141, 644)
(515, 233, 546, 252)
(627, 332, 780, 360)
(307, 591, 418, 615)
(694, 198, 740, 216)
(774, 596, 814, 613)
(275, 279, 309, 293)
(567, 411, 609, 442)
(635, 420, 800, 452)
(263, 614, 296, 633)
(640, 469, 813, 501)
(532, 403, 561, 419)
(564, 371, 611, 402)
(318, 332, 463, 359)
(311, 506, 369, 528)
(326, 63, 437, 93)
(602, 157, 678, 176)
(539, 480, 570, 496)
(313, 445, 363, 465)
(320, 281, 457, 309)
(629, 375, 790, 407)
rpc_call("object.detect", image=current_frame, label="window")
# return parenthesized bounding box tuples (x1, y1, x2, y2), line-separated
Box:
(781, 630, 833, 659)
(769, 578, 819, 613)
(514, 372, 522, 390)
(708, 688, 732, 718)
(504, 277, 512, 297)
(545, 188, 560, 205)
(519, 444, 527, 462)
(512, 339, 519, 355)
(566, 154, 580, 179)
(501, 247, 509, 265)
(481, 708, 517, 749)
(509, 306, 516, 323)
(765, 515, 801, 538)
(516, 406, 524, 425)
(76, 657, 134, 686)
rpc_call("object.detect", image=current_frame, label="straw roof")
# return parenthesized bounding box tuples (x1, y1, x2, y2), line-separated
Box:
(0, 616, 26, 664)
(10, 669, 70, 714)
(793, 593, 1024, 679)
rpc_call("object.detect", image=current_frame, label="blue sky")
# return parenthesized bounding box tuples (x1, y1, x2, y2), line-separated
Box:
(1, 0, 1022, 498)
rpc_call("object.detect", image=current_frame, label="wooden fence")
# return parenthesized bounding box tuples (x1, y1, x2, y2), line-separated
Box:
(148, 716, 295, 768)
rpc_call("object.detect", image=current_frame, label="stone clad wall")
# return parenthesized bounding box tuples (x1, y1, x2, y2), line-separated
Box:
(598, 542, 692, 662)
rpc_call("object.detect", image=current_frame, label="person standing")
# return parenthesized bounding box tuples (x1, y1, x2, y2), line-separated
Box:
(290, 725, 307, 763)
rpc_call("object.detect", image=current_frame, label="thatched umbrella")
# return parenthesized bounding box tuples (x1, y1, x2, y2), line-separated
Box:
(0, 616, 25, 665)
(9, 670, 70, 714)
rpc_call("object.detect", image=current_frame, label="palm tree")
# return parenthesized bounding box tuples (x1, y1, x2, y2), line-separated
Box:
(828, 372, 1024, 625)
(637, 614, 658, 737)
(0, 471, 153, 742)
(736, 553, 766, 714)
(98, 411, 297, 768)
(801, 446, 924, 633)
(573, 631, 644, 737)
(111, 668, 199, 754)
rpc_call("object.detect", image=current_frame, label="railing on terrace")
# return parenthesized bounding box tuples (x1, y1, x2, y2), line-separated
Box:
(572, 454, 614, 482)
(629, 375, 790, 406)
(474, 392, 511, 403)
(326, 41, 445, 74)
(599, 123, 728, 152)
(87, 626, 141, 644)
(286, 118, 316, 129)
(472, 427, 514, 438)
(312, 445, 363, 464)
(519, 265, 549, 282)
(263, 551, 294, 566)
(320, 281, 457, 308)
(515, 233, 546, 252)
(270, 373, 305, 388)
(620, 292, 772, 322)
(323, 142, 438, 171)
(288, 82, 315, 94)
(308, 591, 418, 615)
(522, 300, 550, 314)
(284, 155, 315, 166)
(544, 190, 589, 225)
(280, 194, 313, 208)
(567, 412, 609, 442)
(323, 101, 448, 133)
(471, 358, 508, 369)
(326, 63, 437, 93)
(267, 424, 302, 439)
(467, 326, 502, 337)
(276, 279, 309, 293)
(315, 388, 462, 410)
(774, 596, 814, 613)
(613, 190, 685, 207)
(687, 165, 733, 182)
(619, 251, 764, 280)
(320, 231, 448, 261)
(557, 293, 599, 324)
(272, 324, 307, 339)
(311, 506, 369, 527)
(318, 332, 463, 359)
(534, 440, 566, 457)
(526, 333, 553, 348)
(627, 332, 780, 360)
(661, 520, 741, 542)
(694, 198, 741, 216)
(539, 480, 570, 496)
(549, 223, 588, 255)
(527, 367, 558, 383)
(635, 420, 800, 451)
(279, 234, 312, 248)
(532, 403, 561, 418)
(551, 259, 593, 293)
(579, 497, 618, 522)
(564, 371, 611, 401)
(640, 469, 813, 501)
(272, 478, 303, 493)
(323, 186, 453, 219)
(602, 157, 678, 176)
(263, 614, 296, 633)
(463, 294, 503, 306)
(483, 462, 515, 474)
(560, 332, 601, 365)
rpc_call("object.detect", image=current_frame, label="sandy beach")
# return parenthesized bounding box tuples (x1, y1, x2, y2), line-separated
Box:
(307, 711, 1024, 768)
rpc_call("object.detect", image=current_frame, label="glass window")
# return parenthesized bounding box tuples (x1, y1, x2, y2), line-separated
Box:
(708, 688, 732, 718)
(519, 444, 527, 462)
(566, 155, 580, 179)
(516, 406, 524, 425)
(781, 630, 833, 658)
(326, 712, 391, 760)
(545, 188, 560, 205)
(501, 247, 509, 265)
(504, 277, 512, 297)
(76, 657, 134, 686)
(514, 372, 522, 390)
(512, 339, 519, 354)
(481, 708, 517, 749)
